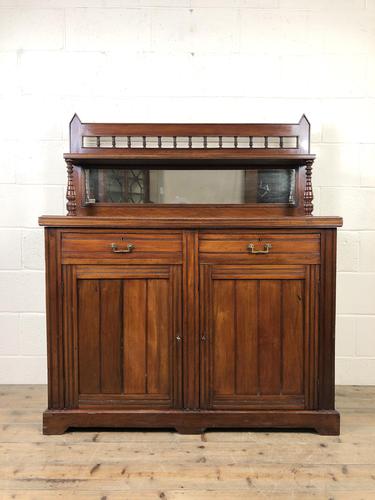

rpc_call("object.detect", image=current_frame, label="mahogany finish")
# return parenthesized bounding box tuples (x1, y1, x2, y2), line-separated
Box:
(40, 116, 342, 435)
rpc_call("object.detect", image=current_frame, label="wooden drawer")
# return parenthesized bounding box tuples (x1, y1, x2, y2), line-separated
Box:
(199, 232, 320, 264)
(61, 230, 182, 263)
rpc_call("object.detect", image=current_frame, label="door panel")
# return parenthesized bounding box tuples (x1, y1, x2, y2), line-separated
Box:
(66, 265, 182, 409)
(258, 280, 282, 395)
(77, 279, 100, 394)
(146, 279, 170, 396)
(235, 280, 258, 395)
(282, 280, 304, 395)
(100, 279, 123, 394)
(212, 280, 235, 396)
(123, 279, 147, 395)
(200, 264, 317, 410)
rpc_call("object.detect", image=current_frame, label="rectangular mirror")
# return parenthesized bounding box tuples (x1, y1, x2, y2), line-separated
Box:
(84, 168, 296, 205)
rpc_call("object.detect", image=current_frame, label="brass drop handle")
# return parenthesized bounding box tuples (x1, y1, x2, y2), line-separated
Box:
(111, 243, 135, 253)
(247, 242, 272, 254)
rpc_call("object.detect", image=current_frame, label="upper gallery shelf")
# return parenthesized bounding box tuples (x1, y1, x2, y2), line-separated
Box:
(66, 114, 315, 165)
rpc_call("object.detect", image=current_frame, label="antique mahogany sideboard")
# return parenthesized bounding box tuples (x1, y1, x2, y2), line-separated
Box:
(39, 115, 342, 435)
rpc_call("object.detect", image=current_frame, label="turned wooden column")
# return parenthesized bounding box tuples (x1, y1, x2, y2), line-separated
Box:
(66, 160, 77, 216)
(303, 159, 314, 216)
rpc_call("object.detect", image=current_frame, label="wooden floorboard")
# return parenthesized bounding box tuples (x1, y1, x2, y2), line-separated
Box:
(0, 385, 375, 499)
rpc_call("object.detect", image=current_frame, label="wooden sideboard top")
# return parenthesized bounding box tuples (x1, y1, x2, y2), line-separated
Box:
(39, 215, 343, 229)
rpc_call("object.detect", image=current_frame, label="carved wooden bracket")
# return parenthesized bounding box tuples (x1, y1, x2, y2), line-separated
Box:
(66, 160, 77, 216)
(303, 159, 314, 216)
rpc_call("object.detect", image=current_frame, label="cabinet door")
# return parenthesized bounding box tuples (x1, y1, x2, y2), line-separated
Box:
(200, 264, 318, 410)
(63, 264, 182, 409)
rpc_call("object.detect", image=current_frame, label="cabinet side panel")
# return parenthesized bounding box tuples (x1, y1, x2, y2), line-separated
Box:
(100, 280, 122, 394)
(213, 280, 235, 395)
(235, 280, 258, 395)
(259, 280, 281, 395)
(147, 279, 170, 395)
(319, 229, 337, 410)
(282, 280, 304, 395)
(45, 229, 64, 409)
(77, 280, 100, 394)
(123, 280, 147, 394)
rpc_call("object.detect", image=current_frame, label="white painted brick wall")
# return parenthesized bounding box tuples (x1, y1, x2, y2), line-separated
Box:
(0, 0, 374, 384)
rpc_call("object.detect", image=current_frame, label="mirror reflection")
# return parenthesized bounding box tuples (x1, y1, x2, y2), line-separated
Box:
(84, 168, 296, 205)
